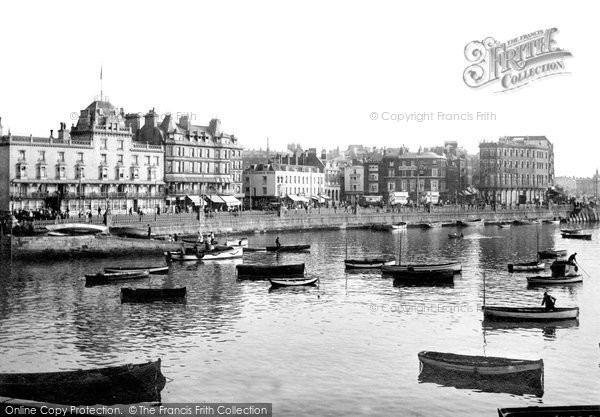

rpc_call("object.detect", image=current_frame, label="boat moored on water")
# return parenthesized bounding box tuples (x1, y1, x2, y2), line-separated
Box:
(265, 244, 310, 252)
(85, 270, 150, 285)
(418, 351, 543, 377)
(104, 265, 169, 274)
(527, 275, 583, 285)
(269, 276, 319, 288)
(46, 223, 108, 235)
(507, 261, 545, 272)
(120, 287, 186, 302)
(0, 359, 166, 405)
(458, 218, 484, 227)
(165, 251, 198, 261)
(543, 218, 561, 224)
(199, 247, 243, 260)
(345, 256, 396, 269)
(382, 262, 462, 274)
(537, 249, 567, 260)
(550, 260, 579, 276)
(482, 306, 579, 321)
(497, 223, 512, 228)
(419, 222, 442, 229)
(236, 263, 305, 278)
(448, 233, 463, 239)
(226, 237, 249, 247)
(390, 222, 408, 230)
(561, 232, 592, 240)
(497, 405, 600, 417)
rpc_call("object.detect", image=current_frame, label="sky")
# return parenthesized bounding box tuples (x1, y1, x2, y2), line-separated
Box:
(0, 1, 597, 176)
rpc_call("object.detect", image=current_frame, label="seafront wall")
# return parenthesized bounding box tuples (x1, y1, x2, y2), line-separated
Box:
(1, 205, 578, 260)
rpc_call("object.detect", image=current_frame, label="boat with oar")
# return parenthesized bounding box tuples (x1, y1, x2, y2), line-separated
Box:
(550, 260, 579, 277)
(527, 275, 583, 285)
(85, 270, 150, 285)
(121, 287, 186, 303)
(165, 250, 198, 261)
(344, 256, 396, 269)
(562, 232, 592, 240)
(391, 222, 408, 230)
(46, 223, 108, 235)
(458, 218, 484, 227)
(226, 237, 248, 247)
(482, 306, 579, 321)
(199, 246, 243, 260)
(507, 261, 545, 272)
(498, 405, 600, 417)
(236, 263, 305, 278)
(448, 232, 464, 239)
(387, 268, 454, 283)
(0, 359, 166, 405)
(104, 265, 169, 274)
(418, 351, 543, 377)
(265, 244, 310, 252)
(269, 276, 318, 288)
(538, 249, 567, 260)
(419, 363, 543, 397)
(382, 262, 462, 274)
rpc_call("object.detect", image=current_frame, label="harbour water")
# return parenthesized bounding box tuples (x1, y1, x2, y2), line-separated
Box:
(0, 224, 599, 416)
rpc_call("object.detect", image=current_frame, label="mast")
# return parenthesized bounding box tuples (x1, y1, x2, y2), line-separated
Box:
(482, 272, 486, 307)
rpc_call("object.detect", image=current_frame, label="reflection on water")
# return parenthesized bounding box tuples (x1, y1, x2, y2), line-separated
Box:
(0, 224, 600, 416)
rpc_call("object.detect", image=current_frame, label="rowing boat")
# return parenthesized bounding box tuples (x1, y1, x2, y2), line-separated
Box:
(269, 276, 318, 288)
(236, 263, 305, 278)
(200, 247, 243, 260)
(265, 244, 310, 252)
(164, 251, 198, 261)
(497, 405, 600, 417)
(121, 287, 186, 302)
(109, 226, 149, 238)
(419, 222, 442, 229)
(104, 265, 169, 274)
(527, 275, 583, 285)
(225, 237, 248, 247)
(244, 247, 267, 252)
(391, 222, 408, 230)
(550, 260, 579, 276)
(537, 249, 567, 259)
(46, 223, 108, 235)
(507, 261, 545, 272)
(382, 262, 462, 274)
(418, 351, 543, 376)
(448, 233, 463, 239)
(458, 218, 484, 227)
(561, 232, 592, 240)
(0, 359, 166, 405)
(482, 306, 579, 321)
(344, 256, 396, 269)
(497, 223, 511, 228)
(85, 270, 150, 285)
(542, 219, 561, 224)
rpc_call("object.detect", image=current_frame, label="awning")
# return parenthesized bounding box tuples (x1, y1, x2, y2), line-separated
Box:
(319, 194, 331, 200)
(206, 195, 225, 204)
(185, 195, 205, 205)
(286, 194, 301, 202)
(220, 195, 242, 206)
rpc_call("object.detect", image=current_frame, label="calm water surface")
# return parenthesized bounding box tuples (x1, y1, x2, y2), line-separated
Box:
(1, 224, 599, 416)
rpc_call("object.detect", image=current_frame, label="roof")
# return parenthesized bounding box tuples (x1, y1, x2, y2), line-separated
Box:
(85, 100, 117, 112)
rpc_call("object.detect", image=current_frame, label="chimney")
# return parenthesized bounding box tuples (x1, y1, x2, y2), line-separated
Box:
(50, 129, 54, 138)
(179, 114, 190, 130)
(209, 118, 222, 137)
(321, 149, 326, 160)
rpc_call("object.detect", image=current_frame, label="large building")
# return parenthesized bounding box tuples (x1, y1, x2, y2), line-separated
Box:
(0, 99, 165, 214)
(132, 110, 243, 210)
(479, 136, 554, 205)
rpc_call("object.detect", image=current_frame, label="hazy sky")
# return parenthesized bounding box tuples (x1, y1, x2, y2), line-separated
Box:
(0, 1, 596, 176)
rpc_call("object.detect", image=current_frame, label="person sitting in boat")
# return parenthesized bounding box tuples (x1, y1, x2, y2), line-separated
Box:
(276, 236, 281, 248)
(460, 233, 464, 238)
(567, 252, 577, 264)
(205, 239, 212, 251)
(541, 291, 556, 311)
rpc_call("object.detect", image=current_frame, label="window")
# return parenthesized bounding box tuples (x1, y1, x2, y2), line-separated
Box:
(57, 165, 65, 179)
(409, 180, 416, 191)
(132, 168, 139, 180)
(76, 166, 85, 179)
(369, 173, 379, 181)
(133, 155, 138, 164)
(101, 154, 107, 163)
(101, 139, 107, 149)
(118, 166, 125, 179)
(418, 179, 425, 191)
(39, 151, 46, 161)
(262, 187, 267, 195)
(145, 156, 150, 165)
(37, 165, 46, 179)
(101, 166, 108, 180)
(432, 168, 438, 177)
(118, 154, 123, 163)
(388, 169, 394, 177)
(154, 156, 160, 166)
(387, 182, 394, 192)
(400, 180, 407, 191)
(77, 152, 84, 162)
(18, 150, 25, 160)
(431, 180, 439, 191)
(58, 152, 65, 162)
(370, 183, 379, 193)
(118, 140, 124, 150)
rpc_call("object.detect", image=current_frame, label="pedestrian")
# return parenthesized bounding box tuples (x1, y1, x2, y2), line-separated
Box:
(174, 233, 179, 242)
(276, 236, 281, 248)
(541, 291, 556, 311)
(129, 207, 133, 216)
(567, 252, 577, 264)
(147, 224, 152, 238)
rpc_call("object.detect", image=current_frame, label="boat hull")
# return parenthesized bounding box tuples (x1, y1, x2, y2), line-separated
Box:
(200, 248, 243, 260)
(269, 277, 318, 287)
(389, 269, 454, 283)
(46, 223, 108, 235)
(508, 262, 545, 272)
(418, 351, 543, 376)
(105, 265, 169, 274)
(165, 251, 198, 261)
(382, 262, 462, 274)
(236, 263, 305, 278)
(226, 238, 248, 247)
(527, 275, 583, 284)
(0, 359, 166, 405)
(537, 249, 567, 259)
(345, 257, 396, 269)
(562, 233, 592, 240)
(85, 270, 150, 285)
(483, 306, 579, 321)
(497, 405, 600, 417)
(265, 245, 311, 252)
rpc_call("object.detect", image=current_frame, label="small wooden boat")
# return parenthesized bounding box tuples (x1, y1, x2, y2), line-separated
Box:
(164, 251, 198, 261)
(244, 247, 267, 252)
(121, 287, 186, 302)
(345, 256, 396, 269)
(390, 222, 408, 230)
(498, 405, 600, 417)
(550, 260, 579, 276)
(85, 270, 150, 285)
(109, 226, 148, 238)
(542, 219, 561, 224)
(200, 247, 243, 260)
(527, 275, 583, 285)
(265, 244, 310, 252)
(388, 269, 454, 283)
(562, 232, 592, 240)
(448, 233, 463, 239)
(537, 249, 567, 259)
(418, 351, 543, 376)
(560, 228, 583, 234)
(46, 223, 108, 235)
(382, 262, 462, 274)
(513, 219, 535, 226)
(458, 218, 484, 227)
(507, 261, 545, 272)
(226, 237, 248, 247)
(497, 223, 511, 229)
(483, 306, 579, 321)
(0, 359, 166, 405)
(269, 276, 319, 288)
(236, 263, 305, 278)
(104, 265, 169, 274)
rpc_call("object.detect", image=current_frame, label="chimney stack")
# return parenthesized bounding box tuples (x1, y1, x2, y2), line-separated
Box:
(50, 129, 54, 138)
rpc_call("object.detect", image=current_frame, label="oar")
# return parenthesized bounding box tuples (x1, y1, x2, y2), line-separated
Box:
(575, 261, 591, 278)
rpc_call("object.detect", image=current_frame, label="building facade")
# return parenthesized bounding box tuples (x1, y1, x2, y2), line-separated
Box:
(1, 99, 165, 214)
(479, 136, 554, 205)
(343, 161, 365, 203)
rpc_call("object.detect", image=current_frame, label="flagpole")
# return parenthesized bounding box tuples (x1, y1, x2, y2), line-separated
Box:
(100, 66, 103, 101)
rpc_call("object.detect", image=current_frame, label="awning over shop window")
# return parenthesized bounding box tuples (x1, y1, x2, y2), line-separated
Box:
(185, 195, 205, 205)
(286, 194, 309, 203)
(319, 194, 331, 200)
(220, 195, 242, 206)
(206, 195, 225, 204)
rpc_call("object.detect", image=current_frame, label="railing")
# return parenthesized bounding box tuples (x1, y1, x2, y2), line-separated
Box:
(10, 192, 166, 199)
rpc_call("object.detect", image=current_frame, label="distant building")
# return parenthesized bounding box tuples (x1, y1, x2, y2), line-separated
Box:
(0, 99, 165, 214)
(555, 171, 600, 198)
(479, 136, 554, 205)
(343, 160, 365, 204)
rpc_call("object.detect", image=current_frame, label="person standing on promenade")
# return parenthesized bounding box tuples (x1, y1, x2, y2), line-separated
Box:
(276, 236, 281, 248)
(147, 224, 151, 239)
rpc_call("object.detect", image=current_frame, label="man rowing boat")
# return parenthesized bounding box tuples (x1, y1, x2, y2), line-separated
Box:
(541, 291, 556, 311)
